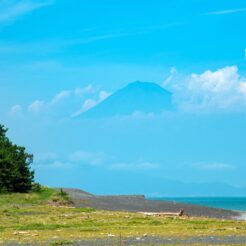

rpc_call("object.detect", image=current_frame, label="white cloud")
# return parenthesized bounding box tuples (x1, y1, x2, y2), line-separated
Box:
(166, 66, 246, 111)
(71, 99, 98, 117)
(111, 161, 160, 170)
(34, 149, 160, 171)
(8, 104, 22, 116)
(190, 66, 238, 93)
(34, 152, 57, 162)
(72, 89, 111, 116)
(37, 160, 75, 169)
(239, 82, 246, 94)
(203, 8, 246, 16)
(69, 150, 107, 166)
(50, 90, 71, 105)
(163, 67, 177, 86)
(99, 90, 111, 100)
(34, 150, 108, 169)
(77, 90, 111, 114)
(28, 100, 45, 113)
(81, 99, 97, 111)
(74, 85, 94, 97)
(0, 0, 55, 23)
(194, 163, 235, 171)
(22, 85, 111, 117)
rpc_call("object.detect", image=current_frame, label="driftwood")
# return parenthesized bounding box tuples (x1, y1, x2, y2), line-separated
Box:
(140, 209, 184, 217)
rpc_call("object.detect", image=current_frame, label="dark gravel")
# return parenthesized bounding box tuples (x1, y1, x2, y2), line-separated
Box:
(6, 236, 246, 245)
(58, 236, 246, 245)
(62, 188, 243, 220)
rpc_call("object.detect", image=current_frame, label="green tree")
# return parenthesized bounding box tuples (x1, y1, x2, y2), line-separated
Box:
(0, 124, 34, 193)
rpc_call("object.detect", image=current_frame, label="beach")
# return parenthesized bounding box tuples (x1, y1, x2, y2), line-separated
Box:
(63, 188, 243, 220)
(2, 188, 246, 245)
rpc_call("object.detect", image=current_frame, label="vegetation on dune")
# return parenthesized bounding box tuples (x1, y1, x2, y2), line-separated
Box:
(1, 189, 246, 245)
(0, 124, 35, 193)
(49, 188, 74, 206)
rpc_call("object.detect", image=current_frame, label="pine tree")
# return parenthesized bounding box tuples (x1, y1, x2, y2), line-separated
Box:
(0, 124, 34, 193)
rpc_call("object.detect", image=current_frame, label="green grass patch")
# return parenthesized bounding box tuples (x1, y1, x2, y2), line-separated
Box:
(76, 207, 96, 213)
(0, 186, 55, 207)
(50, 240, 74, 246)
(1, 190, 246, 245)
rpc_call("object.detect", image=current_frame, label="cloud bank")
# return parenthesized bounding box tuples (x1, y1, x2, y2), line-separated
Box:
(35, 150, 161, 171)
(8, 65, 246, 118)
(9, 85, 111, 117)
(166, 66, 246, 111)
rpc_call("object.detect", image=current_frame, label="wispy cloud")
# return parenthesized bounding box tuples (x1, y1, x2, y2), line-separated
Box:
(193, 162, 235, 171)
(28, 100, 45, 113)
(35, 149, 160, 171)
(0, 0, 55, 23)
(72, 90, 111, 117)
(0, 34, 127, 54)
(36, 160, 75, 169)
(50, 90, 72, 105)
(8, 104, 23, 117)
(66, 22, 182, 45)
(34, 152, 57, 162)
(0, 22, 181, 54)
(35, 150, 109, 169)
(69, 150, 108, 166)
(111, 161, 160, 170)
(203, 8, 246, 16)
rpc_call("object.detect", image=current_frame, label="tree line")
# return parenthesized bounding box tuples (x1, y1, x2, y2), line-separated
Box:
(0, 124, 35, 193)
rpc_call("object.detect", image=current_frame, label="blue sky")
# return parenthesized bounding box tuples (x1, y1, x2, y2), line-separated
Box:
(1, 0, 246, 195)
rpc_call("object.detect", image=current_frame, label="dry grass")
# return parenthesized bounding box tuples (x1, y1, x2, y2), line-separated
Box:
(0, 188, 246, 245)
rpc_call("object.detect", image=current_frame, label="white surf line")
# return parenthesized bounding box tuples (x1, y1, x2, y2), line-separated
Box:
(234, 212, 246, 220)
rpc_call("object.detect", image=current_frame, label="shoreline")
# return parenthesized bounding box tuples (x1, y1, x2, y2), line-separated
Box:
(147, 196, 246, 211)
(62, 188, 243, 220)
(235, 212, 246, 220)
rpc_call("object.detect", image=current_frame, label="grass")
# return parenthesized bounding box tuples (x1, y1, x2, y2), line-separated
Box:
(1, 188, 246, 245)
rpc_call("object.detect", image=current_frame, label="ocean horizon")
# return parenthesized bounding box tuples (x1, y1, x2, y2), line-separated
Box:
(148, 197, 246, 211)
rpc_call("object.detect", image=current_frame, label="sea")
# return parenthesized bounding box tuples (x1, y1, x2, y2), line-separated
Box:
(148, 197, 246, 211)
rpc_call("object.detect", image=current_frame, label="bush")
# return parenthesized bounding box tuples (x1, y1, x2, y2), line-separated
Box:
(31, 182, 42, 192)
(0, 124, 34, 193)
(50, 189, 73, 206)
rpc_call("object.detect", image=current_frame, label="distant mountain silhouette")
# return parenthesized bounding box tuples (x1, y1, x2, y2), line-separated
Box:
(79, 81, 173, 118)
